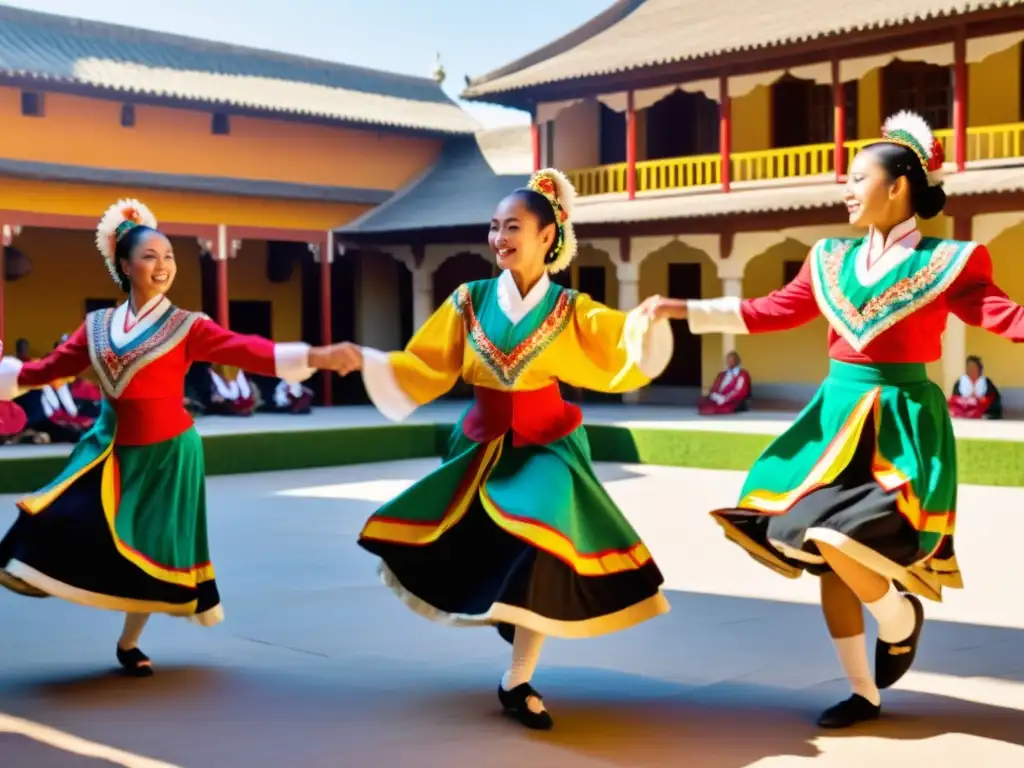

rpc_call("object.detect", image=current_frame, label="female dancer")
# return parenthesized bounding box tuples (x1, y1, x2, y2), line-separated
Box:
(641, 111, 1024, 727)
(0, 199, 345, 675)
(330, 169, 674, 730)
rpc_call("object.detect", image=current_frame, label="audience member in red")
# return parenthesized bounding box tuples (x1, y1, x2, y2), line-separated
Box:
(206, 364, 257, 416)
(698, 351, 752, 415)
(947, 355, 1002, 419)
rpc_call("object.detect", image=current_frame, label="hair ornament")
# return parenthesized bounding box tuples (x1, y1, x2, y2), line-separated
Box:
(527, 168, 578, 274)
(879, 110, 950, 186)
(95, 198, 158, 285)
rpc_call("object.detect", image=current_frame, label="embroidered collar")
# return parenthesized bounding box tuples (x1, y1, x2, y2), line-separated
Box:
(112, 295, 171, 348)
(857, 218, 921, 286)
(497, 269, 551, 325)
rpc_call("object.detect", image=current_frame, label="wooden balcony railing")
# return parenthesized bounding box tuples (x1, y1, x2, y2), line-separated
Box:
(565, 122, 1024, 197)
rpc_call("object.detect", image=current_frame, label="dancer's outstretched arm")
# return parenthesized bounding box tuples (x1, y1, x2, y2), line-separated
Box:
(0, 328, 90, 399)
(559, 291, 674, 393)
(640, 256, 821, 335)
(946, 245, 1024, 342)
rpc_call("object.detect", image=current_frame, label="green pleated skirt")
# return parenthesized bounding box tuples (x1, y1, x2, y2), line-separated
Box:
(711, 360, 962, 602)
(358, 411, 669, 638)
(0, 401, 222, 624)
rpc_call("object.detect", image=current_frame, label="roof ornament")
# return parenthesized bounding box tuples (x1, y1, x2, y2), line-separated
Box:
(431, 53, 446, 85)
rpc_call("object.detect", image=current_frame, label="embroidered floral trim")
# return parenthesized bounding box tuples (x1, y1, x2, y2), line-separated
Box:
(453, 284, 574, 388)
(87, 306, 199, 398)
(811, 238, 974, 351)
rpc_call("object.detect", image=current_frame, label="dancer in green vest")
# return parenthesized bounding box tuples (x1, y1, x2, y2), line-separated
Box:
(641, 110, 1024, 727)
(329, 169, 674, 730)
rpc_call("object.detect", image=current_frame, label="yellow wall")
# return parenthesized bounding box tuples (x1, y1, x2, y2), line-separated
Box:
(0, 177, 370, 231)
(734, 239, 831, 384)
(0, 87, 441, 191)
(969, 45, 1022, 125)
(227, 242, 303, 342)
(639, 242, 722, 386)
(858, 70, 881, 142)
(731, 85, 772, 152)
(966, 221, 1024, 388)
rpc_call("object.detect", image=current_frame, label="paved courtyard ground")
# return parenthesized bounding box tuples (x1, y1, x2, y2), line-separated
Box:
(1, 460, 1022, 767)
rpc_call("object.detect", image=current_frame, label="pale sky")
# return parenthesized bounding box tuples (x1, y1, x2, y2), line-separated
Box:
(3, 0, 611, 126)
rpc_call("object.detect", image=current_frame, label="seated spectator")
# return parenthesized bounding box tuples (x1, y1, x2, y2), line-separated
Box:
(267, 379, 313, 414)
(39, 380, 94, 441)
(206, 364, 257, 416)
(0, 400, 31, 445)
(698, 351, 752, 416)
(948, 355, 1002, 420)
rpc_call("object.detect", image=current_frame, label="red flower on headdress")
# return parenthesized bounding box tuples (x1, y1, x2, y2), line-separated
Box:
(559, 209, 568, 222)
(122, 206, 143, 224)
(536, 177, 555, 195)
(928, 137, 944, 172)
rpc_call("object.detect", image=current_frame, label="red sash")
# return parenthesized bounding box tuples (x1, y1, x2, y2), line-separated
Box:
(461, 384, 583, 447)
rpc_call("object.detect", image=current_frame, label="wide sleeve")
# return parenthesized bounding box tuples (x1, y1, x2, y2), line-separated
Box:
(687, 257, 821, 335)
(558, 292, 674, 393)
(360, 289, 466, 422)
(0, 324, 91, 400)
(185, 315, 315, 383)
(946, 245, 1024, 342)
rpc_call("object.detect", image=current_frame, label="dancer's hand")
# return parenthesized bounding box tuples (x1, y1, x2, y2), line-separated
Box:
(638, 295, 687, 322)
(310, 342, 363, 375)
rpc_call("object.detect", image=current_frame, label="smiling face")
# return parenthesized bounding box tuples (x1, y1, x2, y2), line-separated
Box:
(488, 193, 556, 275)
(844, 148, 911, 230)
(120, 230, 176, 300)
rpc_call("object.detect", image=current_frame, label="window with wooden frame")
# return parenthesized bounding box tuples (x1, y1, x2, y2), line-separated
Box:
(646, 89, 719, 159)
(772, 76, 858, 147)
(882, 61, 953, 130)
(20, 90, 44, 117)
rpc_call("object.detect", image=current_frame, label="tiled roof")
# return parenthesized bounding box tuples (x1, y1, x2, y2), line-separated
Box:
(464, 0, 1024, 99)
(0, 157, 392, 205)
(336, 126, 532, 236)
(0, 5, 480, 135)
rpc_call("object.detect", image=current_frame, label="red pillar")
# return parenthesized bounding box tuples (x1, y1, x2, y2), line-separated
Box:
(954, 27, 968, 172)
(626, 90, 637, 199)
(0, 225, 10, 343)
(832, 58, 846, 182)
(216, 225, 230, 328)
(719, 75, 732, 192)
(954, 213, 972, 242)
(531, 108, 541, 172)
(319, 235, 333, 407)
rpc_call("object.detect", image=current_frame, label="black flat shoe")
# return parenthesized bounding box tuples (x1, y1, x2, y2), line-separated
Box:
(498, 682, 554, 730)
(817, 695, 881, 728)
(875, 593, 924, 689)
(116, 646, 154, 678)
(496, 622, 515, 645)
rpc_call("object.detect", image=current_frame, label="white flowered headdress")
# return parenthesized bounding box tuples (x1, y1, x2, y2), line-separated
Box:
(877, 110, 951, 186)
(94, 198, 158, 286)
(526, 168, 578, 274)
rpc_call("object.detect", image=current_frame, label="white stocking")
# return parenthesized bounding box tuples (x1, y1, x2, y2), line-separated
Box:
(118, 613, 151, 650)
(501, 626, 545, 691)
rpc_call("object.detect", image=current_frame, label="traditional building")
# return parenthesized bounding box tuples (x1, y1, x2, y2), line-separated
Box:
(0, 5, 479, 403)
(343, 0, 1024, 408)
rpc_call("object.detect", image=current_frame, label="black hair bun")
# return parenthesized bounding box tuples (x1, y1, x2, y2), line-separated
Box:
(912, 183, 947, 221)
